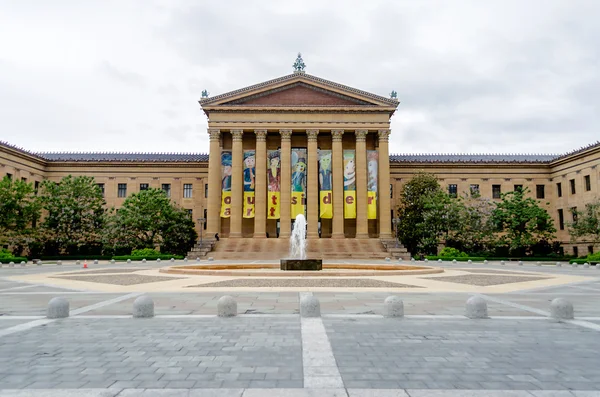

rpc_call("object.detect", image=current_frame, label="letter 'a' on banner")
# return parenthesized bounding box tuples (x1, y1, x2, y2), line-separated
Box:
(220, 191, 232, 218)
(267, 150, 281, 219)
(243, 192, 255, 218)
(343, 150, 356, 219)
(367, 150, 379, 220)
(220, 151, 232, 218)
(318, 150, 332, 219)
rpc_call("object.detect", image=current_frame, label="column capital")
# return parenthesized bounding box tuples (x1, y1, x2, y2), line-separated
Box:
(331, 129, 344, 142)
(378, 129, 390, 142)
(254, 129, 267, 141)
(307, 129, 319, 142)
(208, 129, 220, 141)
(279, 129, 292, 141)
(355, 129, 368, 142)
(231, 129, 244, 142)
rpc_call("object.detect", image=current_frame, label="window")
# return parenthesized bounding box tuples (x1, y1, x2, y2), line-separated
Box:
(556, 182, 562, 197)
(162, 183, 171, 197)
(570, 179, 576, 194)
(390, 184, 393, 199)
(21, 177, 27, 182)
(118, 183, 127, 198)
(589, 246, 594, 255)
(573, 246, 578, 257)
(34, 181, 39, 195)
(558, 209, 564, 230)
(536, 185, 545, 199)
(571, 207, 578, 222)
(6, 173, 12, 180)
(183, 184, 193, 198)
(514, 184, 523, 192)
(469, 184, 480, 196)
(205, 184, 209, 198)
(97, 183, 105, 197)
(448, 184, 457, 198)
(492, 185, 501, 199)
(585, 175, 591, 191)
(186, 209, 193, 219)
(139, 183, 149, 191)
(203, 209, 208, 230)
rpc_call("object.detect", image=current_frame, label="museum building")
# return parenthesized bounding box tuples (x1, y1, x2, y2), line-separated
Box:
(1, 57, 599, 259)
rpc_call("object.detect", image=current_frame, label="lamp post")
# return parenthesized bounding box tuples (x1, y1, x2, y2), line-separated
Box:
(197, 218, 206, 245)
(392, 218, 400, 248)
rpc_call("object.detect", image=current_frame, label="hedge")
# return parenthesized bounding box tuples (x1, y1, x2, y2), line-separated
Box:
(0, 257, 28, 264)
(486, 257, 575, 262)
(113, 254, 184, 261)
(425, 256, 486, 262)
(33, 255, 113, 261)
(569, 259, 600, 265)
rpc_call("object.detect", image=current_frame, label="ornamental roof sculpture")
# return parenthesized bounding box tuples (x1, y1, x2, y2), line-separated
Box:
(293, 53, 306, 73)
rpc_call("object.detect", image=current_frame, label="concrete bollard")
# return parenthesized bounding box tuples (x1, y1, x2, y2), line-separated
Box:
(383, 296, 404, 318)
(56, 260, 62, 266)
(484, 260, 488, 264)
(438, 259, 442, 263)
(184, 257, 188, 262)
(47, 297, 69, 319)
(300, 295, 321, 318)
(37, 261, 42, 266)
(20, 261, 26, 267)
(208, 257, 214, 262)
(556, 262, 562, 267)
(411, 257, 415, 262)
(424, 258, 428, 263)
(142, 259, 146, 263)
(170, 258, 175, 262)
(467, 259, 472, 264)
(196, 257, 200, 262)
(385, 257, 391, 262)
(550, 298, 574, 320)
(9, 262, 14, 267)
(501, 260, 505, 266)
(596, 264, 600, 270)
(572, 263, 578, 268)
(76, 260, 80, 265)
(127, 259, 131, 264)
(217, 295, 237, 317)
(133, 295, 154, 318)
(111, 259, 115, 264)
(518, 261, 523, 266)
(452, 259, 457, 264)
(465, 295, 488, 319)
(157, 258, 161, 263)
(94, 259, 98, 265)
(583, 263, 589, 268)
(536, 261, 542, 266)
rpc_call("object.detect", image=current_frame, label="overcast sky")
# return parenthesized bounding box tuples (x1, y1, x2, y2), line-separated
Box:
(1, 0, 599, 156)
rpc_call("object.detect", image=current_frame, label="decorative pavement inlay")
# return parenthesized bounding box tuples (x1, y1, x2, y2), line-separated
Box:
(50, 274, 185, 285)
(59, 268, 149, 275)
(187, 278, 423, 288)
(424, 274, 550, 286)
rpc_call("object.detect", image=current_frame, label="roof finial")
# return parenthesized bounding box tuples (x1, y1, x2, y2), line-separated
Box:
(201, 89, 209, 98)
(390, 90, 397, 99)
(293, 52, 305, 74)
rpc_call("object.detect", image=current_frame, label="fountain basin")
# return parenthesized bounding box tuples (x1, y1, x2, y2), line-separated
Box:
(280, 259, 322, 271)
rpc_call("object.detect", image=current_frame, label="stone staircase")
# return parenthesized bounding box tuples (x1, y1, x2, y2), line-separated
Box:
(380, 239, 412, 260)
(186, 240, 217, 259)
(204, 238, 406, 260)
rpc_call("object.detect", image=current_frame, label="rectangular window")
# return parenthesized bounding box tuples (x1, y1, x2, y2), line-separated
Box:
(162, 183, 171, 197)
(469, 184, 480, 196)
(589, 246, 594, 255)
(570, 179, 576, 194)
(390, 184, 393, 199)
(514, 184, 523, 192)
(536, 185, 545, 199)
(34, 181, 39, 195)
(183, 184, 193, 198)
(556, 182, 562, 197)
(21, 177, 27, 182)
(205, 184, 209, 198)
(186, 209, 193, 219)
(448, 184, 457, 198)
(585, 175, 591, 191)
(6, 173, 12, 180)
(118, 183, 127, 198)
(139, 183, 149, 191)
(492, 184, 501, 199)
(97, 183, 105, 197)
(558, 209, 564, 230)
(203, 209, 208, 230)
(573, 246, 579, 257)
(571, 207, 578, 222)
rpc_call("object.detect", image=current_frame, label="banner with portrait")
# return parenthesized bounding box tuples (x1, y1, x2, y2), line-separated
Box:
(291, 148, 307, 219)
(242, 150, 255, 218)
(367, 150, 378, 220)
(318, 150, 333, 219)
(343, 150, 356, 219)
(220, 151, 232, 218)
(267, 150, 281, 219)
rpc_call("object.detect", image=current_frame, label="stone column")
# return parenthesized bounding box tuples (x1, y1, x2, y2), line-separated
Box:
(378, 129, 392, 238)
(254, 129, 267, 238)
(206, 129, 221, 236)
(331, 129, 345, 239)
(230, 129, 244, 238)
(306, 129, 319, 238)
(355, 129, 369, 238)
(279, 129, 292, 238)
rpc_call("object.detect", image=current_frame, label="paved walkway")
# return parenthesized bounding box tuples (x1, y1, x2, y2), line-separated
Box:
(1, 260, 600, 396)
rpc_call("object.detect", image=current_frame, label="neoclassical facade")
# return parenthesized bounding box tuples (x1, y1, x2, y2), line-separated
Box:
(1, 67, 599, 257)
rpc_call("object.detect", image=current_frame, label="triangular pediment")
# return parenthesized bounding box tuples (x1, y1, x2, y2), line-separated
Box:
(199, 73, 399, 108)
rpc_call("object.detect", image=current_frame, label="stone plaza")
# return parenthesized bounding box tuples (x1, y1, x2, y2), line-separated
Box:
(1, 259, 600, 396)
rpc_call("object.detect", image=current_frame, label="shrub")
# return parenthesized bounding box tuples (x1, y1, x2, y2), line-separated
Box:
(0, 248, 14, 259)
(131, 248, 160, 257)
(439, 247, 468, 258)
(587, 252, 600, 262)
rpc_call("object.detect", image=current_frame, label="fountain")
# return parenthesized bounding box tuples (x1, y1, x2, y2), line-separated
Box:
(280, 214, 322, 271)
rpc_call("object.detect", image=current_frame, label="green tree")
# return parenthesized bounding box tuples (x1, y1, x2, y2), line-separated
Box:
(38, 175, 105, 254)
(490, 187, 556, 256)
(103, 188, 197, 255)
(0, 176, 41, 253)
(446, 192, 496, 254)
(569, 199, 600, 246)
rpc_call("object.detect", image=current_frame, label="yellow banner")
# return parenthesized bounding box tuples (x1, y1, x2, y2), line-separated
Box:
(268, 192, 280, 219)
(320, 191, 333, 219)
(220, 191, 231, 218)
(344, 191, 356, 219)
(367, 191, 377, 220)
(243, 192, 255, 218)
(291, 191, 305, 219)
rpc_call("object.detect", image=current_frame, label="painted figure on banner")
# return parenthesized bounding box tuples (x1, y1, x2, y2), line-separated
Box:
(291, 158, 306, 192)
(367, 151, 378, 192)
(221, 152, 232, 191)
(318, 151, 332, 190)
(243, 151, 255, 192)
(268, 150, 281, 192)
(344, 155, 356, 191)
